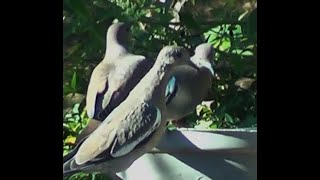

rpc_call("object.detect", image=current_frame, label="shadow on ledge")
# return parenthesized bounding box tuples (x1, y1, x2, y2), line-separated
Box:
(117, 128, 257, 180)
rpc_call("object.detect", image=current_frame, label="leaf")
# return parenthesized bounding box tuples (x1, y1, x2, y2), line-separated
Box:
(81, 108, 88, 119)
(219, 38, 231, 51)
(232, 24, 243, 36)
(63, 150, 70, 156)
(72, 103, 80, 114)
(72, 122, 81, 132)
(195, 120, 213, 129)
(225, 113, 234, 124)
(231, 49, 243, 55)
(74, 115, 81, 122)
(212, 39, 221, 48)
(210, 122, 218, 129)
(241, 50, 254, 56)
(210, 26, 221, 33)
(167, 123, 177, 131)
(68, 172, 90, 179)
(65, 113, 73, 119)
(238, 10, 249, 21)
(63, 123, 70, 129)
(197, 104, 212, 117)
(207, 33, 218, 44)
(71, 71, 77, 91)
(235, 77, 256, 90)
(65, 136, 76, 144)
(246, 45, 255, 49)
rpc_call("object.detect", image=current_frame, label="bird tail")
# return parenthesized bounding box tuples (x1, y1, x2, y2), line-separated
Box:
(102, 91, 113, 110)
(63, 154, 100, 177)
(63, 136, 89, 177)
(63, 158, 82, 177)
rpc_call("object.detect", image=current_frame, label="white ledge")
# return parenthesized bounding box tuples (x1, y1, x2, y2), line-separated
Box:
(117, 128, 257, 180)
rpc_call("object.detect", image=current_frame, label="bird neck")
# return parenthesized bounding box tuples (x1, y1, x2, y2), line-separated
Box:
(136, 59, 176, 106)
(105, 43, 128, 59)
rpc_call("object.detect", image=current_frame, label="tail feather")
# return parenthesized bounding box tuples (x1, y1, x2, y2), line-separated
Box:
(102, 91, 113, 110)
(63, 136, 89, 177)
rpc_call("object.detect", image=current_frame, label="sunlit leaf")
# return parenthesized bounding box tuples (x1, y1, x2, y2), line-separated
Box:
(207, 33, 218, 43)
(195, 120, 213, 129)
(65, 136, 76, 144)
(167, 123, 177, 131)
(210, 122, 218, 129)
(72, 103, 80, 114)
(238, 10, 249, 21)
(241, 50, 254, 56)
(65, 113, 73, 119)
(212, 39, 221, 48)
(219, 38, 231, 51)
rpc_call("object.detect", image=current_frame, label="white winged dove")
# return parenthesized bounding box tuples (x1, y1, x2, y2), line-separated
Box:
(63, 46, 191, 176)
(165, 43, 215, 124)
(75, 43, 214, 144)
(76, 22, 154, 143)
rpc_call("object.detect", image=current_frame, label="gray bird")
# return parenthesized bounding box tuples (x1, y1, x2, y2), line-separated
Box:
(74, 43, 214, 144)
(76, 22, 154, 143)
(63, 46, 191, 176)
(165, 43, 215, 123)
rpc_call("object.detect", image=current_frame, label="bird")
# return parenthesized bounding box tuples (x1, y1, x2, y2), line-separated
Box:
(165, 43, 215, 126)
(74, 43, 214, 144)
(63, 46, 191, 177)
(75, 22, 154, 143)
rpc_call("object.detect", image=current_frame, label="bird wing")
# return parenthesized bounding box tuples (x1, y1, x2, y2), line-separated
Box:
(110, 102, 161, 157)
(165, 76, 178, 105)
(86, 62, 113, 119)
(64, 101, 161, 172)
(100, 55, 153, 118)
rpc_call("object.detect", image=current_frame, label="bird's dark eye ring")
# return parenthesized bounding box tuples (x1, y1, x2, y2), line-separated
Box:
(176, 52, 182, 58)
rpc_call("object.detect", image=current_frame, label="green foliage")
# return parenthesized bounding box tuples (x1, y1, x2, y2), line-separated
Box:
(71, 71, 78, 92)
(63, 0, 257, 178)
(63, 103, 88, 155)
(64, 172, 111, 180)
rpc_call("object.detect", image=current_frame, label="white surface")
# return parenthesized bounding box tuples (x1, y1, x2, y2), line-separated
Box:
(117, 128, 257, 180)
